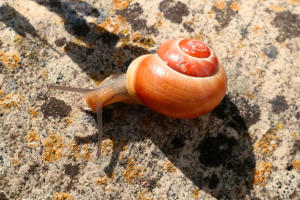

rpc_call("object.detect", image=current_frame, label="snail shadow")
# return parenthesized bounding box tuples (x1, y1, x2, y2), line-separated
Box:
(77, 95, 256, 199)
(0, 1, 151, 75)
(153, 95, 256, 199)
(0, 4, 40, 39)
(0, 4, 55, 50)
(31, 0, 152, 78)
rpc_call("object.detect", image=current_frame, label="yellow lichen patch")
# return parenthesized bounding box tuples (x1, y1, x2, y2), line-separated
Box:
(254, 161, 272, 186)
(184, 18, 197, 29)
(42, 132, 64, 162)
(102, 139, 114, 155)
(72, 38, 92, 48)
(131, 33, 156, 49)
(62, 45, 70, 53)
(231, 41, 246, 55)
(0, 100, 18, 110)
(276, 122, 283, 130)
(26, 130, 39, 143)
(95, 174, 115, 190)
(281, 41, 287, 48)
(0, 94, 20, 112)
(64, 118, 73, 127)
(259, 51, 267, 59)
(52, 192, 72, 200)
(13, 34, 24, 43)
(192, 187, 200, 198)
(292, 160, 300, 170)
(96, 18, 113, 33)
(237, 41, 246, 49)
(27, 130, 39, 147)
(137, 189, 152, 200)
(97, 15, 128, 35)
(120, 151, 126, 161)
(42, 68, 48, 78)
(249, 69, 263, 76)
(156, 12, 163, 18)
(121, 28, 128, 35)
(120, 34, 131, 47)
(113, 0, 134, 9)
(119, 140, 128, 160)
(0, 51, 20, 69)
(164, 161, 177, 173)
(95, 176, 108, 185)
(28, 108, 38, 118)
(121, 144, 128, 152)
(11, 154, 19, 166)
(209, 8, 215, 19)
(251, 25, 260, 34)
(55, 15, 65, 26)
(214, 0, 226, 10)
(269, 5, 286, 12)
(254, 128, 279, 155)
(230, 2, 240, 11)
(292, 131, 300, 139)
(154, 13, 164, 29)
(71, 142, 81, 160)
(70, 142, 92, 160)
(245, 91, 256, 100)
(63, 113, 78, 127)
(154, 20, 163, 29)
(71, 112, 78, 119)
(123, 158, 144, 183)
(63, 38, 90, 52)
(82, 145, 92, 160)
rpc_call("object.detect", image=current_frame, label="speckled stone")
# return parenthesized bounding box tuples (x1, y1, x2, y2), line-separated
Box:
(0, 0, 300, 200)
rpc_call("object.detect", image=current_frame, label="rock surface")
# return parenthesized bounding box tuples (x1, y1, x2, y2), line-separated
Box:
(0, 0, 299, 199)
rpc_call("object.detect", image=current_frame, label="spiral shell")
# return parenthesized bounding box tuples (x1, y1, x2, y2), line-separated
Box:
(126, 38, 227, 119)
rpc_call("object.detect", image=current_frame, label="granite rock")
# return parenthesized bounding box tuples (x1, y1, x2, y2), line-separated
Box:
(0, 0, 299, 199)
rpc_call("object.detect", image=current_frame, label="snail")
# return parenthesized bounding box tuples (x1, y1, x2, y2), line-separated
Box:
(48, 38, 227, 157)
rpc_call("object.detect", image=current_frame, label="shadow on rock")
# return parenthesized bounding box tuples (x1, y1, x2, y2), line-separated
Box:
(76, 95, 255, 199)
(0, 4, 58, 52)
(32, 0, 152, 80)
(157, 95, 256, 199)
(0, 4, 40, 38)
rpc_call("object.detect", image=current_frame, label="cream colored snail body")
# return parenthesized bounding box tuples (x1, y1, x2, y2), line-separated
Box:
(48, 38, 227, 157)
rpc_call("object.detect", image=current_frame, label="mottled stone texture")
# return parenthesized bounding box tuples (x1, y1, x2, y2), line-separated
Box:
(0, 0, 300, 200)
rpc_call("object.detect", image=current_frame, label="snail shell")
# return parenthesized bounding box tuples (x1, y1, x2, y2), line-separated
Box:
(126, 38, 227, 118)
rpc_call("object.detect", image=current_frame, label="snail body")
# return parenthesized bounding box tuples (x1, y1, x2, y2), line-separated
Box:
(48, 38, 227, 157)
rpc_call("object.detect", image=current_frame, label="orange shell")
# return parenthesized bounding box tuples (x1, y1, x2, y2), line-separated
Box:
(126, 51, 227, 119)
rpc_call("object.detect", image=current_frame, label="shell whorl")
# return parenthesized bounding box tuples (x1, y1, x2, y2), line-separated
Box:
(126, 38, 227, 119)
(157, 38, 219, 77)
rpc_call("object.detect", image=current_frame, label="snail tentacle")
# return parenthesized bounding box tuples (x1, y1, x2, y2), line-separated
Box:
(47, 85, 95, 93)
(96, 106, 103, 158)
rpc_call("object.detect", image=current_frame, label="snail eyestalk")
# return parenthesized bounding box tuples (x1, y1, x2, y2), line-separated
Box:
(47, 85, 95, 93)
